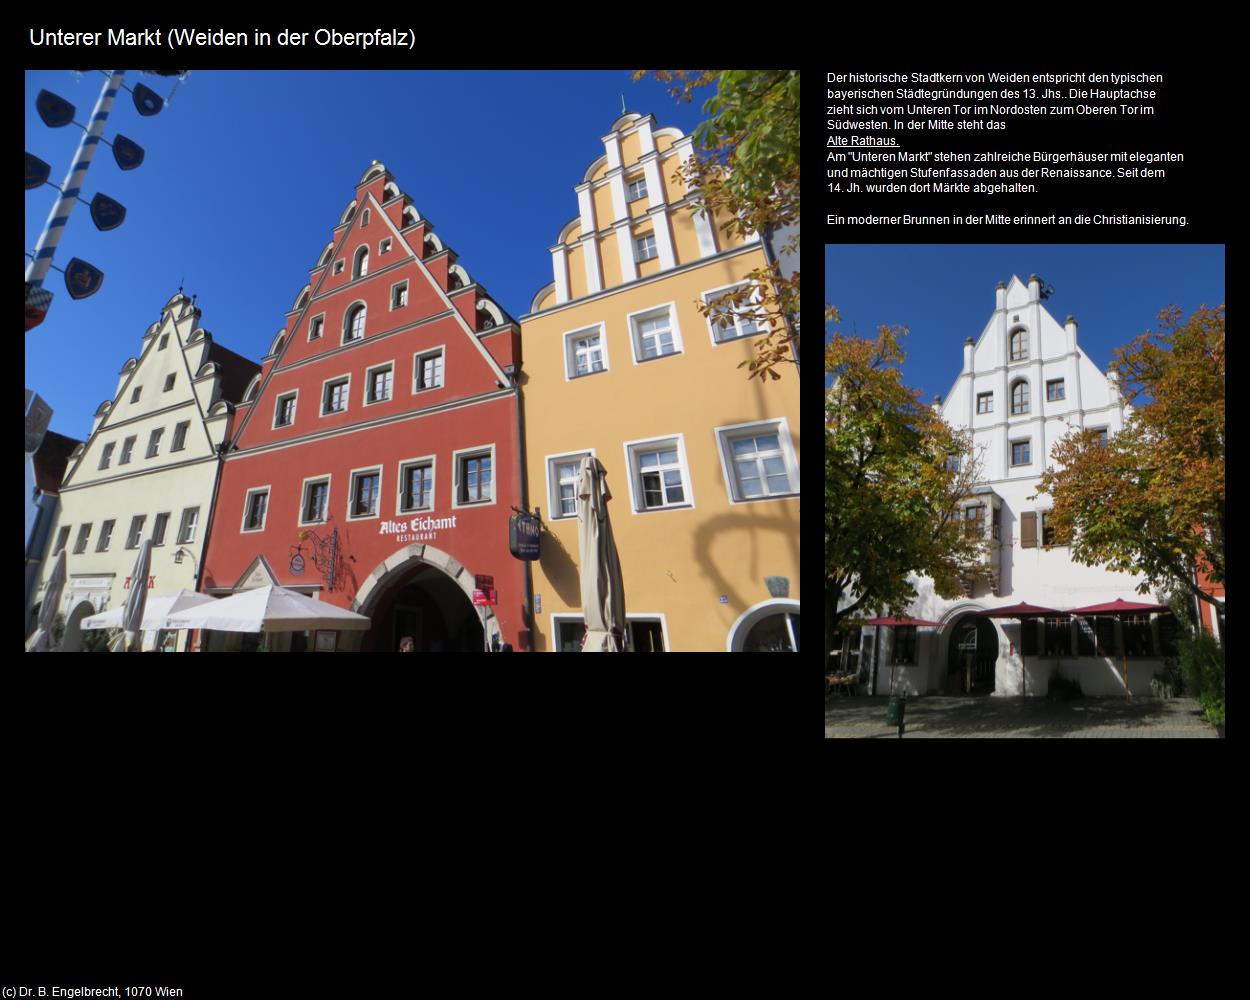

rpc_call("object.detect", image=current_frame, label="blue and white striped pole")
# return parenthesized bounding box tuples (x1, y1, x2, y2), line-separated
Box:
(25, 70, 124, 288)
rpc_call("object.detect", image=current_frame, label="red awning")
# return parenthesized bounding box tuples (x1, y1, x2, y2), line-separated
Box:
(1066, 598, 1169, 615)
(863, 616, 943, 626)
(979, 602, 1066, 618)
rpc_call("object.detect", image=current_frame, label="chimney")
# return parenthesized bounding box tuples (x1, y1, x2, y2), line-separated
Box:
(1027, 274, 1042, 303)
(1106, 366, 1120, 398)
(963, 336, 974, 373)
(1065, 315, 1078, 352)
(995, 281, 1006, 310)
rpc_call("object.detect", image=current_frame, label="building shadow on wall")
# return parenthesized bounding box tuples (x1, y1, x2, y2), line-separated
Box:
(537, 522, 581, 606)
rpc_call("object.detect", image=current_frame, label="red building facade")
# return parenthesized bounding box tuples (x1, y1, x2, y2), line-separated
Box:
(199, 162, 528, 651)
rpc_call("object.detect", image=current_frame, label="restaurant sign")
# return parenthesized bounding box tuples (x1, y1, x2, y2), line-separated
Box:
(509, 511, 541, 561)
(380, 514, 457, 546)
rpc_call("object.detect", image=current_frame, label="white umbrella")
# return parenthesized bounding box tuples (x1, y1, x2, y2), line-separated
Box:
(26, 548, 67, 652)
(110, 539, 152, 651)
(82, 588, 217, 631)
(577, 456, 626, 652)
(166, 584, 371, 633)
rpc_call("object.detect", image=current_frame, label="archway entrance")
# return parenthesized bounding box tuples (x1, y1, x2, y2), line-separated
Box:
(353, 543, 501, 652)
(360, 562, 484, 652)
(947, 614, 998, 695)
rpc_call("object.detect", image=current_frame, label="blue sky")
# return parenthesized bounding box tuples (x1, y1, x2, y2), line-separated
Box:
(25, 70, 716, 440)
(825, 245, 1225, 402)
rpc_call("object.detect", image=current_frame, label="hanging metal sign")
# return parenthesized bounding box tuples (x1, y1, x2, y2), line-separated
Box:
(25, 153, 51, 190)
(112, 134, 145, 171)
(64, 258, 104, 300)
(290, 553, 305, 575)
(36, 90, 75, 128)
(132, 82, 163, 116)
(89, 192, 126, 231)
(508, 511, 541, 561)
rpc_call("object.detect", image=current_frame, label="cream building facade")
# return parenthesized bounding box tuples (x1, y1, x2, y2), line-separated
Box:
(31, 292, 258, 650)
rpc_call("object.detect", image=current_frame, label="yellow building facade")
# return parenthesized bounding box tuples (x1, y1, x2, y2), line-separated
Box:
(521, 113, 800, 652)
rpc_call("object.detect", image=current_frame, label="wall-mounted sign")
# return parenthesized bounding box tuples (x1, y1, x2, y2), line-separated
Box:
(65, 257, 104, 300)
(719, 595, 729, 604)
(509, 511, 541, 561)
(290, 554, 305, 575)
(472, 588, 497, 606)
(380, 514, 457, 545)
(475, 574, 494, 590)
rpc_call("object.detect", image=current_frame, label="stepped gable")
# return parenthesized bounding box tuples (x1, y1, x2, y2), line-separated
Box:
(229, 160, 519, 450)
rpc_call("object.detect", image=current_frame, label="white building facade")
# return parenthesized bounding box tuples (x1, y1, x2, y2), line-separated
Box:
(30, 293, 258, 651)
(862, 275, 1173, 697)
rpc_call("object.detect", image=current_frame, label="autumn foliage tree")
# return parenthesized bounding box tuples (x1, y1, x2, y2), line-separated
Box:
(636, 70, 799, 381)
(826, 315, 992, 656)
(1033, 304, 1225, 616)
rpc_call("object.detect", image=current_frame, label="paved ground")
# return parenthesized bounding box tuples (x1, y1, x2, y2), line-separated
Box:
(824, 695, 1219, 738)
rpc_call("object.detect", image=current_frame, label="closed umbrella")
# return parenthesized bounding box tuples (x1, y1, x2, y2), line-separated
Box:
(1065, 598, 1169, 699)
(577, 456, 626, 652)
(110, 539, 152, 651)
(26, 548, 67, 652)
(979, 602, 1067, 697)
(166, 584, 371, 634)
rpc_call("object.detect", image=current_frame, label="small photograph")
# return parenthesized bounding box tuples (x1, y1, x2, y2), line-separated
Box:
(825, 244, 1224, 737)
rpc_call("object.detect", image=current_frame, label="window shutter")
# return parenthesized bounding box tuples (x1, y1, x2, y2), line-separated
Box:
(1020, 511, 1037, 548)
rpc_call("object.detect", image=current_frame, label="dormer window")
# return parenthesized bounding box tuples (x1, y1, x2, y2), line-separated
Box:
(1009, 328, 1028, 362)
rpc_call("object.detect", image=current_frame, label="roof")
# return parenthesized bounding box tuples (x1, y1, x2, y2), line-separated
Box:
(204, 341, 261, 405)
(32, 429, 82, 494)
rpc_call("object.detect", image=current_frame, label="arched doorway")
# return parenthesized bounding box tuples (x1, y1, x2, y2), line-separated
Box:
(728, 599, 800, 652)
(353, 543, 499, 652)
(945, 613, 999, 695)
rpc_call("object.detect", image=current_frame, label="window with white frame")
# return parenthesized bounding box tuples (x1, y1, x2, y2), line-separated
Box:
(242, 488, 269, 532)
(391, 280, 408, 310)
(98, 442, 115, 469)
(565, 325, 606, 378)
(177, 507, 199, 544)
(349, 468, 382, 519)
(398, 457, 435, 513)
(353, 246, 369, 279)
(96, 519, 115, 552)
(126, 515, 146, 549)
(977, 392, 993, 414)
(343, 304, 366, 343)
(333, 260, 344, 275)
(453, 447, 494, 506)
(360, 209, 370, 229)
(703, 283, 764, 343)
(625, 436, 692, 512)
(131, 385, 142, 403)
(627, 176, 648, 202)
(53, 525, 70, 555)
(629, 305, 681, 361)
(635, 233, 658, 262)
(73, 523, 92, 553)
(164, 373, 176, 392)
(145, 427, 164, 458)
(380, 237, 392, 255)
(547, 451, 592, 519)
(171, 421, 190, 452)
(323, 376, 350, 414)
(119, 436, 136, 465)
(152, 512, 169, 547)
(415, 349, 444, 391)
(716, 420, 798, 502)
(308, 314, 324, 341)
(274, 392, 297, 427)
(366, 363, 393, 404)
(158, 333, 169, 350)
(300, 477, 330, 525)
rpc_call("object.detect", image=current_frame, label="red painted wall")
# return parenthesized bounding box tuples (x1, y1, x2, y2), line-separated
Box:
(199, 166, 529, 647)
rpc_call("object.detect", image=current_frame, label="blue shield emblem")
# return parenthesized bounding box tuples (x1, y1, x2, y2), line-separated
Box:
(132, 82, 163, 116)
(65, 258, 104, 300)
(112, 134, 145, 171)
(25, 152, 51, 190)
(36, 90, 76, 128)
(89, 193, 126, 231)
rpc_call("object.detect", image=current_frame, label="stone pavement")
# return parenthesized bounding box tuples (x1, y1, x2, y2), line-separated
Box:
(824, 695, 1219, 738)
